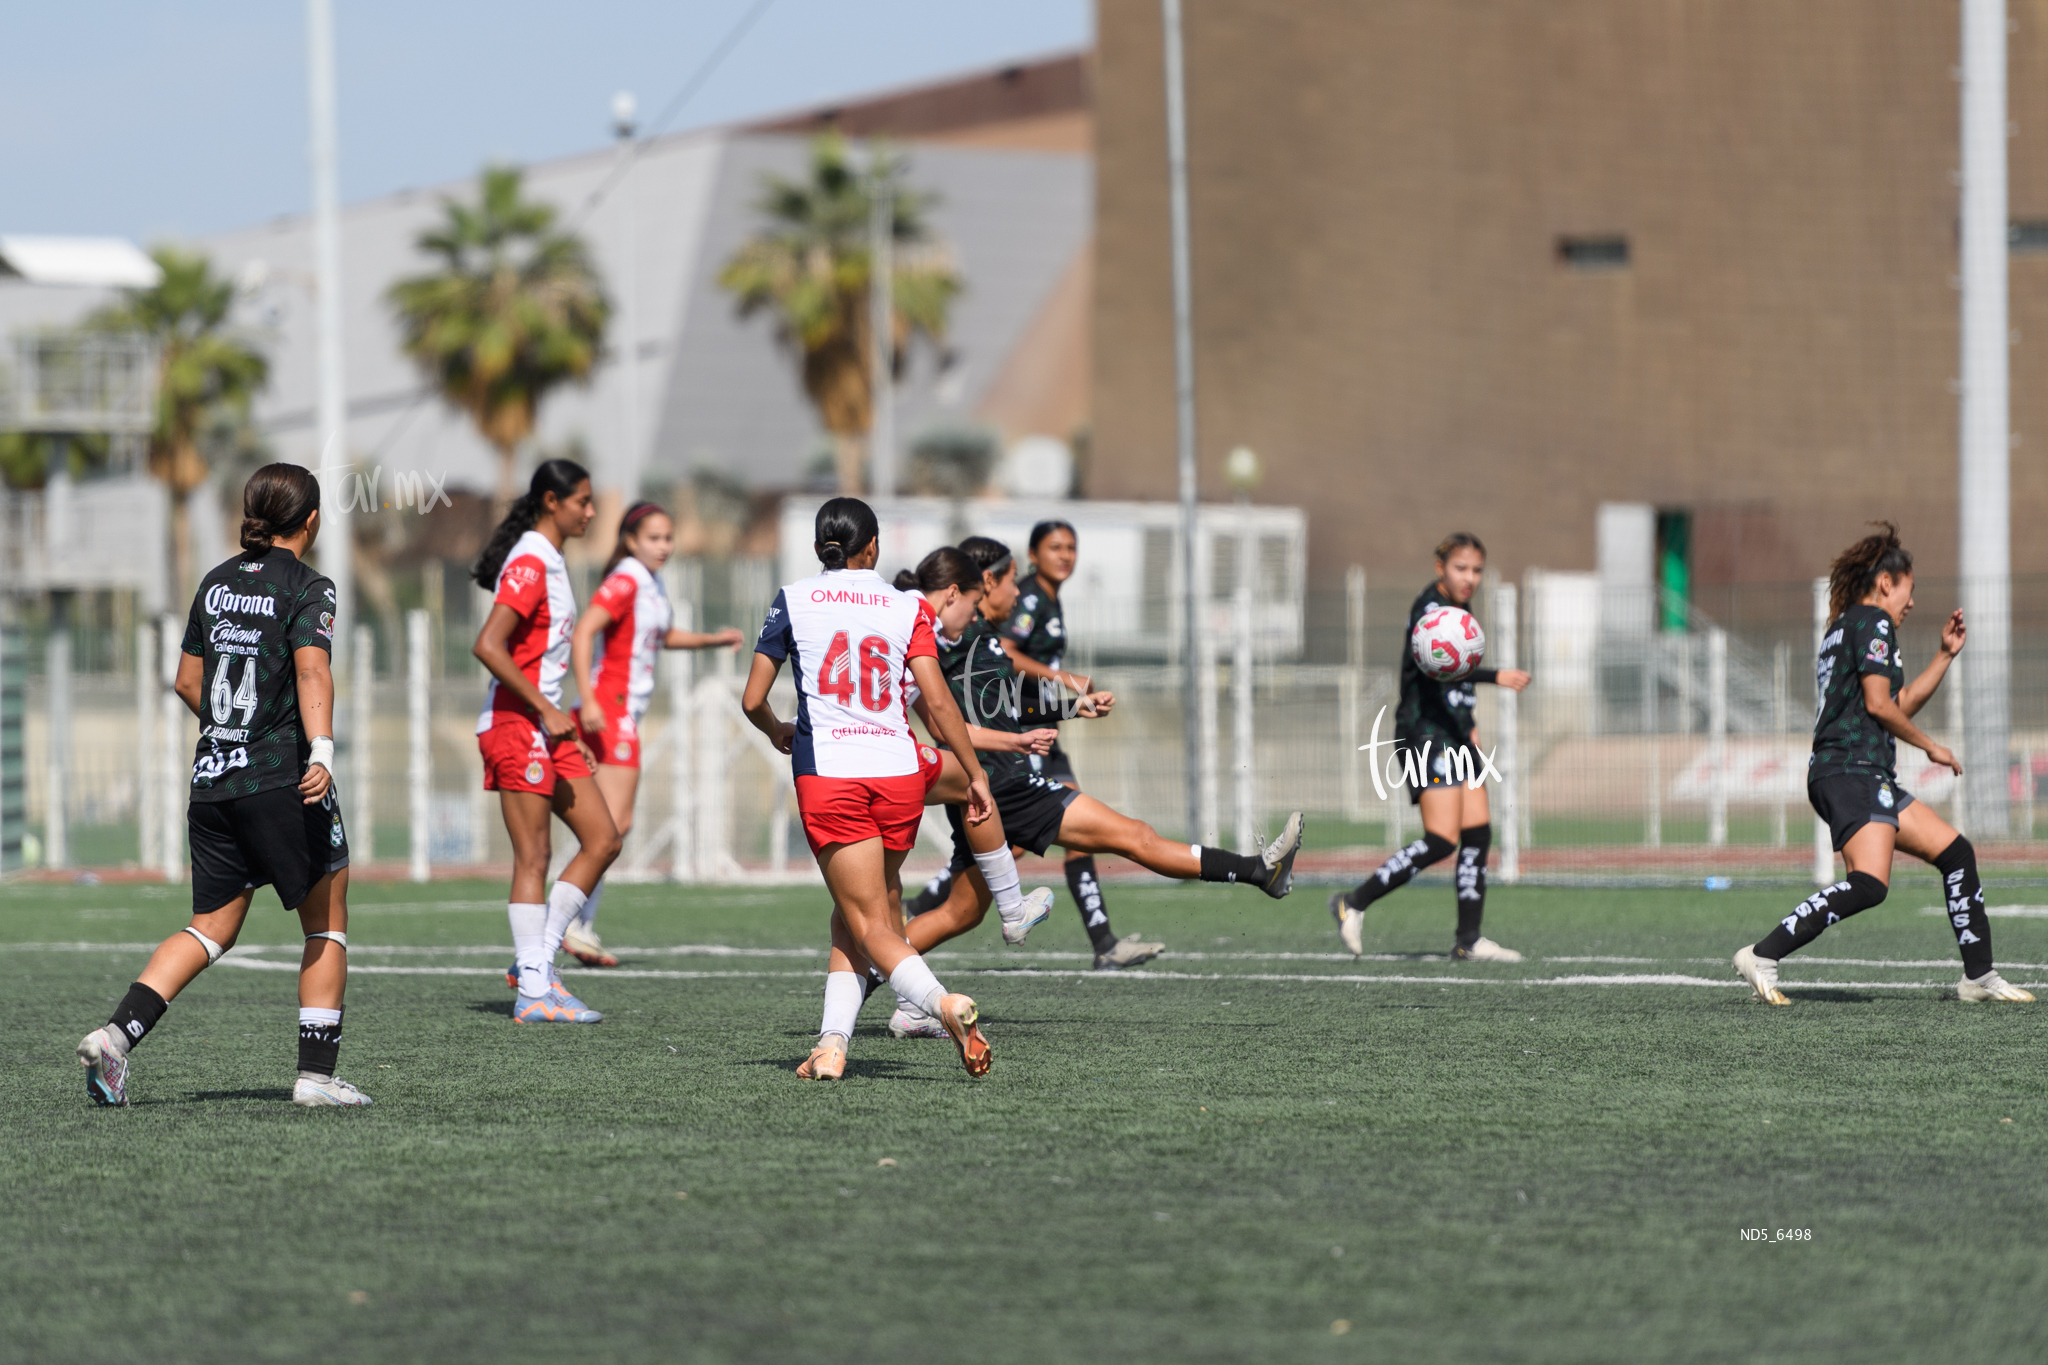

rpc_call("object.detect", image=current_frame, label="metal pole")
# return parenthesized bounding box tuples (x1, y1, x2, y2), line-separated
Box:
(1960, 0, 2012, 835)
(1162, 0, 1203, 841)
(159, 616, 184, 883)
(1812, 578, 1832, 885)
(1342, 565, 1365, 822)
(307, 0, 354, 685)
(1645, 634, 1660, 849)
(1496, 582, 1520, 883)
(351, 623, 374, 864)
(1197, 617, 1220, 848)
(45, 595, 69, 869)
(868, 160, 896, 499)
(612, 92, 641, 508)
(1772, 641, 1789, 847)
(406, 609, 430, 884)
(1232, 538, 1255, 852)
(136, 621, 158, 870)
(1707, 627, 1728, 847)
(669, 588, 696, 882)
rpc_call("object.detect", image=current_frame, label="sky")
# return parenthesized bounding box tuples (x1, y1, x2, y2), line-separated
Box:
(0, 0, 1092, 243)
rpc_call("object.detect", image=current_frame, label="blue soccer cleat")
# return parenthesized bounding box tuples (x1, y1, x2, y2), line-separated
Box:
(512, 982, 603, 1023)
(78, 1026, 130, 1107)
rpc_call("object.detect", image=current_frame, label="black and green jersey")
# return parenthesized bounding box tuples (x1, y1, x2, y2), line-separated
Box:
(180, 548, 336, 803)
(940, 615, 1031, 784)
(1006, 571, 1069, 725)
(1809, 603, 1905, 782)
(1394, 584, 1497, 745)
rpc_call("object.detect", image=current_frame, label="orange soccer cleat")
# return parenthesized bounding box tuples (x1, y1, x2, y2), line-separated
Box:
(796, 1039, 847, 1080)
(937, 994, 992, 1078)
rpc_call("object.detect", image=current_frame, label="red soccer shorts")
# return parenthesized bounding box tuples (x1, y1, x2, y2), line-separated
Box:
(574, 702, 640, 769)
(918, 743, 942, 796)
(796, 772, 927, 854)
(479, 713, 594, 793)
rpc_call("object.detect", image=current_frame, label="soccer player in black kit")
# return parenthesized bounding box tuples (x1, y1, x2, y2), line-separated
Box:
(1329, 533, 1531, 960)
(1732, 523, 2033, 1005)
(76, 464, 371, 1107)
(908, 520, 1164, 968)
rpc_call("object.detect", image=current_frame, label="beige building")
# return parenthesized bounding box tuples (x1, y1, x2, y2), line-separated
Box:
(1089, 0, 2048, 599)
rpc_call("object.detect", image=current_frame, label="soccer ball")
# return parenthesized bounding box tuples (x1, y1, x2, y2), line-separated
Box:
(1412, 607, 1485, 682)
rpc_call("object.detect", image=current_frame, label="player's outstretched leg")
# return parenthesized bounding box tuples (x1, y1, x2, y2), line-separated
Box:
(1054, 797, 1301, 900)
(1738, 873, 1889, 1006)
(78, 893, 252, 1107)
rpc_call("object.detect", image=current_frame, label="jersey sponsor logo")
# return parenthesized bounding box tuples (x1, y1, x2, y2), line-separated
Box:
(503, 563, 542, 589)
(1046, 617, 1063, 639)
(1877, 619, 1889, 635)
(205, 584, 277, 618)
(192, 746, 250, 782)
(1022, 594, 1039, 609)
(210, 620, 264, 648)
(240, 561, 267, 572)
(809, 589, 892, 605)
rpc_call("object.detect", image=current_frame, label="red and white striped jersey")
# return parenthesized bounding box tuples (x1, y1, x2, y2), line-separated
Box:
(587, 555, 672, 724)
(755, 568, 937, 778)
(476, 530, 576, 734)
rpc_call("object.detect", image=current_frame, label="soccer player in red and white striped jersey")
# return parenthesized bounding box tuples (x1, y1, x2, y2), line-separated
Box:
(742, 498, 997, 1079)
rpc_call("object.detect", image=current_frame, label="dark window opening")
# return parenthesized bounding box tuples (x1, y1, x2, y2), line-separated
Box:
(1558, 235, 1630, 270)
(1655, 510, 1691, 632)
(2011, 221, 2048, 254)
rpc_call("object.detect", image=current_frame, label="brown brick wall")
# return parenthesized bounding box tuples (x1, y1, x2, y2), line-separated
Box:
(1093, 0, 2048, 593)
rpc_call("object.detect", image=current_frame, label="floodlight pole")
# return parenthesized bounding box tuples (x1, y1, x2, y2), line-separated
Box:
(1162, 0, 1203, 841)
(868, 157, 897, 499)
(612, 92, 641, 508)
(307, 0, 353, 680)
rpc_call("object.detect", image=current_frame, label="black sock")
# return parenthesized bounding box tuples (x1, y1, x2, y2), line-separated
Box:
(1934, 836, 1994, 979)
(906, 870, 955, 918)
(1454, 825, 1491, 949)
(107, 982, 167, 1054)
(1198, 845, 1264, 885)
(1347, 832, 1457, 909)
(1066, 856, 1117, 952)
(297, 1010, 343, 1078)
(1754, 871, 1888, 960)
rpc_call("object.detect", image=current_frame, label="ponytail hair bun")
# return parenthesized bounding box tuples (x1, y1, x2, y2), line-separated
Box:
(240, 463, 322, 552)
(472, 458, 591, 587)
(893, 568, 920, 592)
(814, 496, 879, 571)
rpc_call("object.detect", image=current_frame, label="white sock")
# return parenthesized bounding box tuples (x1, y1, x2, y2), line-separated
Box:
(299, 1007, 342, 1028)
(819, 971, 864, 1045)
(974, 845, 1025, 919)
(543, 881, 588, 957)
(577, 878, 605, 929)
(888, 954, 946, 1016)
(510, 901, 548, 996)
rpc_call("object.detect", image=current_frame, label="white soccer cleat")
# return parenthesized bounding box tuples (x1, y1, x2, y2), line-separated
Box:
(889, 1000, 950, 1038)
(1329, 891, 1364, 957)
(292, 1074, 373, 1107)
(78, 1026, 131, 1107)
(1454, 937, 1523, 963)
(1958, 970, 2035, 1003)
(1256, 811, 1305, 898)
(1733, 945, 1790, 1006)
(1094, 937, 1165, 970)
(560, 921, 619, 967)
(1001, 886, 1056, 945)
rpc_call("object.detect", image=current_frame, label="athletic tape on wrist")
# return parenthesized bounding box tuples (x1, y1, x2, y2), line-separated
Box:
(304, 930, 348, 950)
(308, 736, 335, 772)
(182, 926, 225, 965)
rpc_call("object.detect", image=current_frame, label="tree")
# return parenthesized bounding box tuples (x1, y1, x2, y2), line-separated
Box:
(90, 248, 269, 600)
(387, 165, 610, 508)
(719, 135, 961, 493)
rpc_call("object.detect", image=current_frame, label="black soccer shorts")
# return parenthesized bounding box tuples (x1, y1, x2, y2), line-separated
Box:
(1808, 771, 1915, 852)
(946, 770, 1079, 871)
(188, 783, 351, 914)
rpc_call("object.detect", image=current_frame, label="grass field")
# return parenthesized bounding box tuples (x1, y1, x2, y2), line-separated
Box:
(7, 872, 2048, 1363)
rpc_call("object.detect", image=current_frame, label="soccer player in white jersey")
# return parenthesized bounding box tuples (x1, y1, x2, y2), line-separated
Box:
(742, 498, 998, 1080)
(471, 460, 622, 1024)
(561, 500, 743, 966)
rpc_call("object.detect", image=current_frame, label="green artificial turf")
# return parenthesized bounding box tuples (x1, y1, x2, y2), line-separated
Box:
(5, 875, 2048, 1364)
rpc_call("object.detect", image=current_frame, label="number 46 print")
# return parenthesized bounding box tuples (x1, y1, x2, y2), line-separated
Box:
(816, 631, 893, 712)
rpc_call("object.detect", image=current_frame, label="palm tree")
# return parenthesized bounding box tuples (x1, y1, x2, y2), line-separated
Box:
(719, 135, 961, 493)
(387, 165, 610, 508)
(90, 248, 269, 599)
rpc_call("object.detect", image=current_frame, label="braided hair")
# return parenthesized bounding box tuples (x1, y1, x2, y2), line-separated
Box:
(472, 459, 591, 587)
(1827, 521, 1914, 623)
(239, 463, 321, 552)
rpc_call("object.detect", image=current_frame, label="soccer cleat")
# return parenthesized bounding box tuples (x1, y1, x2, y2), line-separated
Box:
(1330, 890, 1365, 957)
(1094, 936, 1165, 971)
(796, 1039, 846, 1080)
(937, 994, 992, 1077)
(512, 984, 603, 1023)
(1733, 945, 1790, 1006)
(1958, 970, 2036, 1003)
(1454, 937, 1524, 963)
(77, 1027, 130, 1108)
(504, 961, 519, 991)
(293, 1074, 373, 1107)
(561, 921, 619, 968)
(1000, 886, 1057, 945)
(889, 1000, 950, 1038)
(1256, 811, 1305, 898)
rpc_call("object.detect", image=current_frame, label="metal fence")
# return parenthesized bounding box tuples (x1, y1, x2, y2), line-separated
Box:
(16, 569, 2048, 885)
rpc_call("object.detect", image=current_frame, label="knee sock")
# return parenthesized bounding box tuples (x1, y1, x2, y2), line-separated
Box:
(1195, 845, 1264, 885)
(542, 881, 587, 957)
(105, 982, 168, 1057)
(974, 845, 1025, 921)
(509, 901, 549, 996)
(1753, 871, 1888, 961)
(1066, 855, 1117, 951)
(1454, 825, 1491, 949)
(819, 971, 864, 1046)
(1347, 832, 1457, 910)
(576, 878, 605, 929)
(888, 954, 946, 1016)
(298, 1007, 343, 1078)
(907, 870, 955, 918)
(1934, 836, 1994, 979)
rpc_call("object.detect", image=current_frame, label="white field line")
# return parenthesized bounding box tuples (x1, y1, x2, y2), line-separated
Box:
(1920, 905, 2048, 918)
